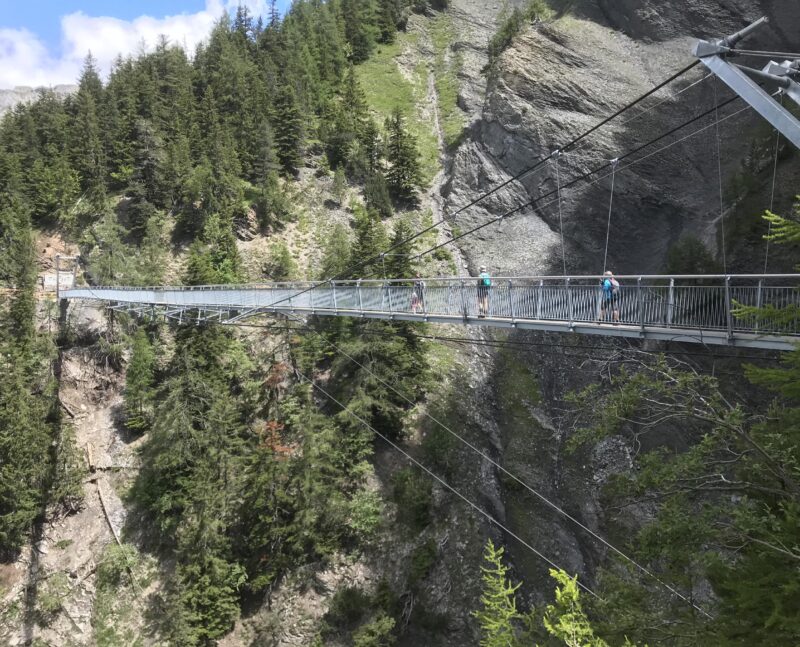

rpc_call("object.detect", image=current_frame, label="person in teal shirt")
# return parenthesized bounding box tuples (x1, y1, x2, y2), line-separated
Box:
(477, 265, 491, 317)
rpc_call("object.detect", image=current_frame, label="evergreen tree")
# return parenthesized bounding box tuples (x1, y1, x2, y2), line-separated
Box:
(320, 223, 352, 279)
(125, 328, 156, 432)
(473, 540, 523, 647)
(273, 82, 304, 175)
(70, 54, 107, 207)
(384, 109, 422, 204)
(364, 171, 393, 218)
(341, 0, 377, 63)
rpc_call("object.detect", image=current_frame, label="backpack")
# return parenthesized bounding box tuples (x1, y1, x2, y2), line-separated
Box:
(479, 272, 491, 287)
(603, 277, 620, 295)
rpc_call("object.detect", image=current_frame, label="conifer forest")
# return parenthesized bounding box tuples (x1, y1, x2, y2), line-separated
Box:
(1, 1, 799, 645)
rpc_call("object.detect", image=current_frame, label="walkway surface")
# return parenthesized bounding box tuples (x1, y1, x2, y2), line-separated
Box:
(63, 274, 800, 351)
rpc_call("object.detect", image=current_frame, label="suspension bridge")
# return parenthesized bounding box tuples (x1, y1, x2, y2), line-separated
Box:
(54, 18, 800, 612)
(62, 274, 800, 351)
(61, 18, 800, 353)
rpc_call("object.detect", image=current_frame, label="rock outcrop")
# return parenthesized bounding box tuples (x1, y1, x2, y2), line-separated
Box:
(445, 0, 800, 276)
(0, 85, 76, 116)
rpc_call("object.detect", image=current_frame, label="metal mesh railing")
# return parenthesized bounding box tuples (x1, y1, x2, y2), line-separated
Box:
(63, 275, 800, 338)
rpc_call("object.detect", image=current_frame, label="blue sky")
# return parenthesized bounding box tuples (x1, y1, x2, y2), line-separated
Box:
(0, 1, 292, 88)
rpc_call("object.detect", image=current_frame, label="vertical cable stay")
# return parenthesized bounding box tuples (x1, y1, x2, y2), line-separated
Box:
(292, 365, 602, 601)
(553, 151, 567, 276)
(603, 159, 619, 273)
(713, 78, 728, 274)
(764, 94, 783, 273)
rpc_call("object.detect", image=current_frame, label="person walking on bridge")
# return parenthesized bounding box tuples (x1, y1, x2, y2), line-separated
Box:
(477, 265, 491, 317)
(599, 270, 620, 324)
(411, 272, 425, 313)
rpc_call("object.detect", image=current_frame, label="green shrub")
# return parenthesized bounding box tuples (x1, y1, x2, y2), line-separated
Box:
(347, 488, 384, 541)
(353, 613, 396, 647)
(421, 426, 457, 479)
(392, 468, 433, 531)
(263, 241, 297, 281)
(326, 586, 371, 628)
(487, 1, 553, 70)
(37, 572, 70, 623)
(409, 539, 437, 587)
(432, 247, 452, 263)
(664, 235, 722, 275)
(97, 544, 138, 588)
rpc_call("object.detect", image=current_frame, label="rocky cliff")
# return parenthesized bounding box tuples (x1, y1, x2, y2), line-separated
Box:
(0, 85, 76, 116)
(436, 0, 800, 619)
(446, 0, 800, 276)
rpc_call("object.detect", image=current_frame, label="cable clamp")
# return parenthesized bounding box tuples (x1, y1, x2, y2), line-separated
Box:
(610, 157, 619, 167)
(551, 149, 561, 160)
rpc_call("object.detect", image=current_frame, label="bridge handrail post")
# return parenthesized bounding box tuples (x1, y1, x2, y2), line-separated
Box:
(460, 279, 467, 319)
(331, 280, 337, 312)
(507, 280, 515, 322)
(536, 279, 543, 320)
(310, 284, 316, 312)
(724, 275, 733, 340)
(386, 281, 393, 315)
(755, 279, 763, 332)
(637, 277, 644, 333)
(667, 278, 675, 327)
(567, 277, 574, 329)
(357, 279, 364, 316)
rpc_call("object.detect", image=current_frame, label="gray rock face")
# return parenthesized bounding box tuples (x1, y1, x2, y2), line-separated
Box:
(0, 85, 76, 116)
(433, 0, 800, 616)
(445, 1, 800, 277)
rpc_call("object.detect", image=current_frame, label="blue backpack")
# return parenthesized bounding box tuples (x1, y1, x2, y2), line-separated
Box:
(603, 278, 620, 295)
(479, 272, 491, 287)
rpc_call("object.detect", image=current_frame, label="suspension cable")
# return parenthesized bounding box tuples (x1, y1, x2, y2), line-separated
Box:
(602, 159, 619, 273)
(293, 365, 602, 600)
(553, 153, 567, 275)
(285, 313, 712, 617)
(764, 94, 783, 273)
(411, 96, 744, 264)
(250, 60, 702, 312)
(568, 72, 713, 158)
(729, 49, 800, 59)
(713, 78, 729, 274)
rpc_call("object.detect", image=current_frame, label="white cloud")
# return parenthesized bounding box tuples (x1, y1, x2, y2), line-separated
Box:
(0, 0, 272, 89)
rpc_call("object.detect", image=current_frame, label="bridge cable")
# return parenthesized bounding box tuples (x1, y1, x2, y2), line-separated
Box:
(567, 72, 713, 158)
(225, 321, 780, 363)
(411, 95, 743, 263)
(249, 60, 702, 313)
(713, 78, 729, 274)
(553, 153, 568, 275)
(283, 313, 713, 618)
(292, 365, 602, 600)
(764, 94, 783, 273)
(602, 159, 619, 273)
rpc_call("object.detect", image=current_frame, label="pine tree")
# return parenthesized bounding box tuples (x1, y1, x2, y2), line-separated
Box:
(70, 54, 107, 207)
(473, 540, 523, 647)
(341, 0, 377, 63)
(320, 223, 352, 279)
(125, 328, 156, 432)
(365, 171, 393, 218)
(273, 82, 304, 175)
(385, 109, 422, 204)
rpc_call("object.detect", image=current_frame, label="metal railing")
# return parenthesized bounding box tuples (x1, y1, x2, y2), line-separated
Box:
(63, 274, 800, 350)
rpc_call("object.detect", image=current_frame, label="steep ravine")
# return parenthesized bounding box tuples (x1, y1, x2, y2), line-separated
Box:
(439, 0, 800, 619)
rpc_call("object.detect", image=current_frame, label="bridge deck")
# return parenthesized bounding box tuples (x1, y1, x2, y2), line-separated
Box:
(62, 274, 800, 351)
